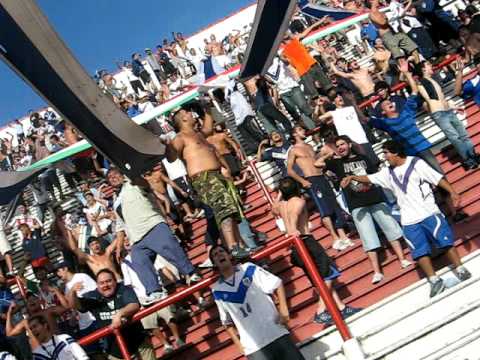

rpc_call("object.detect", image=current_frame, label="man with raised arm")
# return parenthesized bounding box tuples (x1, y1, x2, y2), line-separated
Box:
(341, 141, 472, 298)
(66, 231, 122, 281)
(166, 102, 249, 259)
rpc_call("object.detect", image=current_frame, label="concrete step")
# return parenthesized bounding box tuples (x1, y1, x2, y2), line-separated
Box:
(299, 249, 480, 360)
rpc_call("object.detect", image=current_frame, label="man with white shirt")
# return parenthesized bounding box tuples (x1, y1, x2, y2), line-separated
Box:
(227, 82, 264, 155)
(56, 262, 103, 358)
(120, 239, 184, 355)
(265, 57, 315, 130)
(211, 245, 304, 359)
(341, 141, 472, 297)
(317, 92, 379, 166)
(29, 315, 89, 360)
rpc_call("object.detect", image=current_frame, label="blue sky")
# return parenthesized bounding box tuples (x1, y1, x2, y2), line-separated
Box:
(0, 0, 252, 125)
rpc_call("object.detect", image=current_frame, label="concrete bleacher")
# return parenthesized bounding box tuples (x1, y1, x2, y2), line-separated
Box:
(4, 33, 480, 360)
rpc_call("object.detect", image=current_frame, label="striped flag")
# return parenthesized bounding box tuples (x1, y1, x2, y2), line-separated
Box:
(298, 0, 357, 21)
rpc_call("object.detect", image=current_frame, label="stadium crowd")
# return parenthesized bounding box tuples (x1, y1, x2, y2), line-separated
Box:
(0, 0, 479, 358)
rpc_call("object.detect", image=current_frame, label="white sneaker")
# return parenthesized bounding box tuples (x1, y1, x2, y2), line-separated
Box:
(187, 273, 201, 285)
(371, 272, 384, 284)
(141, 291, 164, 306)
(198, 257, 213, 268)
(341, 238, 355, 248)
(164, 344, 174, 354)
(332, 239, 348, 251)
(401, 259, 413, 269)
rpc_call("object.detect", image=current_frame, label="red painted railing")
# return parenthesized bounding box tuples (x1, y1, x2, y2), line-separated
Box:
(77, 234, 352, 358)
(12, 50, 470, 359)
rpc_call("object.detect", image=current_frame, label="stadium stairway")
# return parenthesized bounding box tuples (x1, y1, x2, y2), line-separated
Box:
(5, 48, 480, 359)
(154, 73, 480, 358)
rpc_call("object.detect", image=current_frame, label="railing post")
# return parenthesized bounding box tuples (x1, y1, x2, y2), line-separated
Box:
(113, 328, 132, 360)
(291, 235, 352, 341)
(248, 159, 274, 207)
(291, 236, 366, 359)
(14, 276, 26, 299)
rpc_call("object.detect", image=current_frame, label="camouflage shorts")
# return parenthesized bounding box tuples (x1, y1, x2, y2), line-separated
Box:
(191, 170, 240, 225)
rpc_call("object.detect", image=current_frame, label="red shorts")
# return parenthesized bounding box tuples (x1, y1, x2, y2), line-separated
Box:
(31, 257, 49, 268)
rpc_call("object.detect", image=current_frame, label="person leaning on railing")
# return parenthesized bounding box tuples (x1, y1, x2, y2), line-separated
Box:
(71, 268, 156, 360)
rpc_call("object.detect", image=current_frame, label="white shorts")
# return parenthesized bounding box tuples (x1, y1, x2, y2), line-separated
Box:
(0, 230, 12, 255)
(141, 308, 174, 329)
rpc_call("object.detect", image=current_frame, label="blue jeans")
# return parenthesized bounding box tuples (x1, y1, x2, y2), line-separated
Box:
(131, 223, 194, 294)
(238, 219, 258, 249)
(432, 110, 476, 164)
(351, 202, 403, 252)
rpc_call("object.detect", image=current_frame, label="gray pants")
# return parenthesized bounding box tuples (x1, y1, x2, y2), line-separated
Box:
(280, 87, 316, 129)
(417, 149, 444, 175)
(247, 335, 305, 360)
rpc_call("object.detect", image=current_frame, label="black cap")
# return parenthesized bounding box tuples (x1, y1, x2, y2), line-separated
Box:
(53, 261, 70, 271)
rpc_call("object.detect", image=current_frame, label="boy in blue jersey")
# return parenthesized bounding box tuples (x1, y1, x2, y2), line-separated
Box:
(370, 59, 442, 173)
(454, 55, 480, 107)
(341, 141, 472, 298)
(211, 246, 304, 360)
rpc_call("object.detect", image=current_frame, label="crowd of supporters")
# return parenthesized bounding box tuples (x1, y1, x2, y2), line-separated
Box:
(0, 0, 479, 358)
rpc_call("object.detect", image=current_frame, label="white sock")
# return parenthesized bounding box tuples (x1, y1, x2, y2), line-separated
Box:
(455, 265, 466, 273)
(429, 275, 440, 283)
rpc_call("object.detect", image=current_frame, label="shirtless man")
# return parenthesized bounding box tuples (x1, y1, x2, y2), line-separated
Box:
(67, 230, 122, 280)
(166, 103, 249, 259)
(272, 177, 360, 324)
(369, 0, 420, 63)
(142, 165, 194, 234)
(287, 126, 353, 250)
(331, 59, 376, 98)
(417, 60, 479, 169)
(207, 124, 247, 185)
(207, 34, 224, 56)
(372, 38, 392, 80)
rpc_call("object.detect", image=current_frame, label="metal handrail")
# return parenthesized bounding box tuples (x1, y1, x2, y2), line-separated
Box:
(77, 234, 352, 358)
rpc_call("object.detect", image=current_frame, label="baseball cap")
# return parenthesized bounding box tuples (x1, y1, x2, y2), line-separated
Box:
(53, 261, 70, 272)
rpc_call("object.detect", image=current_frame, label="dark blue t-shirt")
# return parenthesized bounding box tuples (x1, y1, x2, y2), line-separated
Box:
(261, 144, 291, 176)
(22, 229, 46, 260)
(370, 95, 431, 155)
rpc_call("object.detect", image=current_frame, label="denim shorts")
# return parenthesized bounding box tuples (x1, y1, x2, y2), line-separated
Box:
(351, 202, 403, 252)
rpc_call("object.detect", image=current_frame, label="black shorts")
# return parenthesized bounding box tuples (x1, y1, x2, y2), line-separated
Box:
(247, 335, 305, 360)
(139, 70, 151, 83)
(223, 153, 242, 177)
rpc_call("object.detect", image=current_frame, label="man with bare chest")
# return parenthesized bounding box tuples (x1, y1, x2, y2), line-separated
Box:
(417, 60, 479, 169)
(167, 103, 249, 259)
(331, 59, 376, 98)
(287, 126, 352, 250)
(207, 123, 244, 179)
(67, 232, 122, 281)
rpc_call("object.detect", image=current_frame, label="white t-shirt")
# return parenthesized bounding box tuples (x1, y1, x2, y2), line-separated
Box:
(0, 352, 16, 360)
(162, 158, 188, 180)
(121, 254, 151, 301)
(65, 273, 97, 330)
(331, 106, 369, 145)
(83, 201, 111, 236)
(229, 90, 255, 126)
(368, 157, 443, 225)
(212, 262, 289, 355)
(266, 57, 298, 95)
(32, 334, 89, 360)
